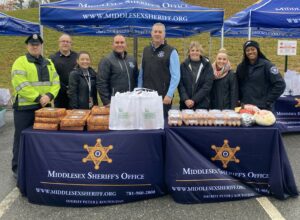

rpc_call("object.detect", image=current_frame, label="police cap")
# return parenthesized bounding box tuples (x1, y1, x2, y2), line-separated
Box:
(25, 34, 43, 45)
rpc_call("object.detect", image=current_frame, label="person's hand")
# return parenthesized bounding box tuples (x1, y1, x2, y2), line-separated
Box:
(163, 96, 172, 105)
(40, 95, 51, 107)
(185, 99, 195, 108)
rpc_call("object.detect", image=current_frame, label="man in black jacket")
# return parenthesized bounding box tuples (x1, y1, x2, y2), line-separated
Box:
(50, 34, 77, 108)
(97, 35, 138, 106)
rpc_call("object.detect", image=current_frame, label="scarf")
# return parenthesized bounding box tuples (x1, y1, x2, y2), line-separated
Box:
(212, 61, 231, 80)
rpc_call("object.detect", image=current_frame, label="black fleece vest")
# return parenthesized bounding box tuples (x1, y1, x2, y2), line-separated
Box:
(142, 43, 174, 96)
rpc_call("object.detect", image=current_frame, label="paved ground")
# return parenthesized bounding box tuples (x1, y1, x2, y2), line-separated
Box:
(0, 109, 299, 220)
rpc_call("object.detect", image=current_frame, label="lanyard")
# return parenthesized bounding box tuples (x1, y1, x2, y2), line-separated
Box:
(83, 71, 91, 97)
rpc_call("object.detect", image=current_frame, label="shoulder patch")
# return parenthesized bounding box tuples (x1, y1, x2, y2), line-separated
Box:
(270, 66, 279, 75)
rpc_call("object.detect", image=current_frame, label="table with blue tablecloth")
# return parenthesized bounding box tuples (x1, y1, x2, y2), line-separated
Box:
(275, 95, 300, 133)
(17, 128, 166, 207)
(165, 126, 298, 204)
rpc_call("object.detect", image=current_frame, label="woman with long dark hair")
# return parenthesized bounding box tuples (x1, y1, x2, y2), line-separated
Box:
(68, 51, 98, 109)
(236, 40, 285, 110)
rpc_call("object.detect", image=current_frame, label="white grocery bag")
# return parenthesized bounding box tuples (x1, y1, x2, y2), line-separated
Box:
(109, 92, 138, 130)
(109, 89, 164, 130)
(0, 88, 11, 106)
(137, 89, 164, 129)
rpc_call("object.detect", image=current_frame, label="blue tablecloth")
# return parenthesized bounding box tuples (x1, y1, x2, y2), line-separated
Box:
(275, 96, 300, 133)
(165, 126, 298, 203)
(17, 128, 166, 206)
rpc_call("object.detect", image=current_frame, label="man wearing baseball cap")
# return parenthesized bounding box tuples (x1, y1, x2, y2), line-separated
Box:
(11, 34, 60, 179)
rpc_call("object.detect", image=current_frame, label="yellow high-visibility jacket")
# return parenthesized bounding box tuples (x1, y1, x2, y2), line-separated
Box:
(11, 54, 60, 110)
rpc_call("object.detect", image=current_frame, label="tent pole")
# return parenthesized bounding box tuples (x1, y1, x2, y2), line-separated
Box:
(221, 26, 224, 48)
(248, 10, 252, 40)
(133, 36, 138, 63)
(39, 5, 44, 56)
(40, 25, 44, 56)
(248, 27, 252, 40)
(209, 36, 212, 59)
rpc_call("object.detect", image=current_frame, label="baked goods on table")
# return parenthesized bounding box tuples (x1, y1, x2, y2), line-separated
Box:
(91, 106, 110, 115)
(33, 108, 67, 130)
(87, 106, 110, 131)
(254, 110, 276, 126)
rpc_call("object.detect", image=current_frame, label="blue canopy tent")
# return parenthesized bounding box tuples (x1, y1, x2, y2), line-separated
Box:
(0, 12, 40, 36)
(211, 0, 300, 39)
(39, 0, 224, 38)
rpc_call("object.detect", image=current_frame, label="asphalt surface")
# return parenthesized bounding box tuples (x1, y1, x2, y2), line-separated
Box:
(0, 109, 299, 220)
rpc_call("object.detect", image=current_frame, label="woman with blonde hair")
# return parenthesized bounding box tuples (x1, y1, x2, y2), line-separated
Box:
(178, 41, 214, 110)
(210, 48, 238, 109)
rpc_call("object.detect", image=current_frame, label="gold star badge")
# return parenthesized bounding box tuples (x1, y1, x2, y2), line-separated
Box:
(211, 139, 240, 169)
(82, 138, 113, 170)
(295, 98, 300, 108)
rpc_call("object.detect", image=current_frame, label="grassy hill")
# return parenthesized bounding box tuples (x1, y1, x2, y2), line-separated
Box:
(1, 0, 299, 104)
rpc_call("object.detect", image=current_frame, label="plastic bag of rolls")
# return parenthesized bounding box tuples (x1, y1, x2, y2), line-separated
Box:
(33, 108, 66, 130)
(60, 110, 90, 131)
(87, 106, 110, 131)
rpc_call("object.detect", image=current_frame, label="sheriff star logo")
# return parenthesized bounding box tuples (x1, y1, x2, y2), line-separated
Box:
(211, 139, 240, 169)
(82, 138, 113, 170)
(295, 98, 300, 108)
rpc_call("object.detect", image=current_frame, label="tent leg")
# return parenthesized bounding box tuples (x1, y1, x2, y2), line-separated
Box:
(41, 25, 44, 56)
(209, 36, 212, 59)
(221, 26, 224, 48)
(133, 37, 138, 63)
(285, 55, 288, 72)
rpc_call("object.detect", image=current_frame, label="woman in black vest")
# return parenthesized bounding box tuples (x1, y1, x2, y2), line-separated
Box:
(210, 48, 238, 110)
(178, 41, 214, 110)
(68, 51, 98, 109)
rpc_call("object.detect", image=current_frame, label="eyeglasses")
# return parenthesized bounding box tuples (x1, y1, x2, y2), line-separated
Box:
(59, 40, 72, 44)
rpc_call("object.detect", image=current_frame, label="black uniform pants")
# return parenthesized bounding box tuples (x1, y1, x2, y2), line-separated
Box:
(12, 109, 35, 173)
(54, 88, 69, 109)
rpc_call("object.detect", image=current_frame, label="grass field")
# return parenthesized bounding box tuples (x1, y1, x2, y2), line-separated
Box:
(1, 0, 299, 105)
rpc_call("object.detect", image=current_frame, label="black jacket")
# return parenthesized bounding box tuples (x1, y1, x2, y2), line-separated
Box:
(68, 67, 98, 109)
(50, 51, 77, 108)
(178, 57, 214, 109)
(236, 58, 286, 110)
(97, 51, 138, 105)
(210, 70, 238, 110)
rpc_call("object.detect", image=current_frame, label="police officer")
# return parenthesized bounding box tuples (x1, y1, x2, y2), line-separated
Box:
(236, 40, 286, 110)
(50, 34, 77, 108)
(11, 34, 60, 178)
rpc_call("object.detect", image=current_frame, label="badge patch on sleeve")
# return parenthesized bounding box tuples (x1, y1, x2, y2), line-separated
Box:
(270, 66, 279, 75)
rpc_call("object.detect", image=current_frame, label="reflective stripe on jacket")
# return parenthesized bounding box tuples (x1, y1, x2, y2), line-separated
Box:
(11, 55, 60, 110)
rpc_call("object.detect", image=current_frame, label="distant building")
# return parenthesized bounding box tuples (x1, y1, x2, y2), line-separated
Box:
(0, 0, 50, 11)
